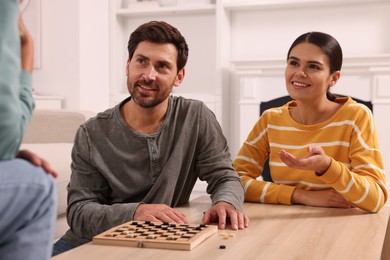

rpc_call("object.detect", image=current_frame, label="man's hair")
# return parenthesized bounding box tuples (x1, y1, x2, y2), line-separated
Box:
(127, 21, 189, 72)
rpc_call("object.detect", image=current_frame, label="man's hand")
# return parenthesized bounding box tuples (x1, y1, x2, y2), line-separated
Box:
(292, 188, 355, 208)
(202, 201, 249, 230)
(134, 204, 188, 224)
(17, 149, 58, 178)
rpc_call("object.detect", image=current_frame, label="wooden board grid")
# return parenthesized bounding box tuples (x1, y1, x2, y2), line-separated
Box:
(93, 221, 218, 251)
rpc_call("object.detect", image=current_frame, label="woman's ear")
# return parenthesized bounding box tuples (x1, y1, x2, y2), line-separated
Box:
(329, 71, 341, 86)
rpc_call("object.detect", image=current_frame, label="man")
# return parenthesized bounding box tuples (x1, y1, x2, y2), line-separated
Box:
(0, 0, 57, 259)
(53, 21, 249, 255)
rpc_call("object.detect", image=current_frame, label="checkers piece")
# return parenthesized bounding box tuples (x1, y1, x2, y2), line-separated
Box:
(93, 221, 218, 251)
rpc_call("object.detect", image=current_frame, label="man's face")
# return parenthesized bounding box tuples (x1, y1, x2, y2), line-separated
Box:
(126, 41, 184, 108)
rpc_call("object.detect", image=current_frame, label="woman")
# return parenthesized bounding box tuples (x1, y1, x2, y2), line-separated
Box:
(234, 32, 387, 212)
(0, 1, 57, 259)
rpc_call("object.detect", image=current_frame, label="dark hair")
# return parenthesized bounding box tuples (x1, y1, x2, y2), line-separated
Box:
(127, 21, 189, 72)
(287, 32, 343, 101)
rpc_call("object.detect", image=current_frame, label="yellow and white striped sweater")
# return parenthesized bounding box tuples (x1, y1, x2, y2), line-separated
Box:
(234, 97, 387, 212)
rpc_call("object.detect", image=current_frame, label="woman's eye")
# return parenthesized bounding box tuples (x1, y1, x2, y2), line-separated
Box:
(289, 60, 299, 67)
(309, 64, 320, 69)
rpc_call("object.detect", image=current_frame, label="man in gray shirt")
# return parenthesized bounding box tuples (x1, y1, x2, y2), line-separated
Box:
(53, 20, 249, 256)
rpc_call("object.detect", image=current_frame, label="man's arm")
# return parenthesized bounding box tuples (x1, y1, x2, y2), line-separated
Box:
(66, 126, 138, 241)
(196, 103, 249, 229)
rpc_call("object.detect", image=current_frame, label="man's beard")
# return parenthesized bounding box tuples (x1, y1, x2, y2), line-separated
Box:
(129, 80, 166, 108)
(131, 92, 162, 108)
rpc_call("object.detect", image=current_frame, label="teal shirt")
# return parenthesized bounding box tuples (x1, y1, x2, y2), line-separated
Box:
(0, 0, 35, 160)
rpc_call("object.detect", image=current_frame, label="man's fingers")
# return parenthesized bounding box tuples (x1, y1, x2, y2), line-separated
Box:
(204, 202, 249, 230)
(162, 209, 187, 224)
(237, 211, 247, 229)
(213, 207, 227, 229)
(143, 215, 162, 223)
(202, 210, 214, 225)
(244, 214, 250, 228)
(137, 206, 187, 224)
(226, 208, 238, 230)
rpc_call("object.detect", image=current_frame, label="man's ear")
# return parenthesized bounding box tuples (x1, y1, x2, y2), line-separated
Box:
(126, 59, 130, 77)
(174, 68, 185, 87)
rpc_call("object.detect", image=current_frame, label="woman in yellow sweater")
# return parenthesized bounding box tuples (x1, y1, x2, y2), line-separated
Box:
(234, 32, 387, 212)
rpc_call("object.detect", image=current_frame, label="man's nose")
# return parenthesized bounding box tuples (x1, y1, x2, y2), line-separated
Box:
(144, 66, 158, 80)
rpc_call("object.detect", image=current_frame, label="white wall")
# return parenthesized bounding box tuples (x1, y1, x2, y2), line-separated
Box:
(32, 0, 80, 109)
(33, 0, 390, 134)
(78, 0, 110, 112)
(226, 1, 390, 155)
(32, 0, 110, 113)
(32, 0, 214, 114)
(230, 3, 390, 60)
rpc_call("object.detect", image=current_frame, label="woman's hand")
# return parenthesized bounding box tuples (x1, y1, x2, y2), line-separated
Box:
(278, 146, 331, 175)
(18, 14, 34, 73)
(292, 188, 355, 208)
(17, 149, 58, 178)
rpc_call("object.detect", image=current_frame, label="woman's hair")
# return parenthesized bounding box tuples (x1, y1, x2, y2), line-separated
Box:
(287, 32, 343, 101)
(127, 21, 189, 72)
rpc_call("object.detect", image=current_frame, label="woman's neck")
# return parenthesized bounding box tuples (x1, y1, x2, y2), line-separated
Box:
(289, 99, 342, 125)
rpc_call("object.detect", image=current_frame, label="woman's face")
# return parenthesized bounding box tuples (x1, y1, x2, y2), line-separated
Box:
(285, 42, 338, 102)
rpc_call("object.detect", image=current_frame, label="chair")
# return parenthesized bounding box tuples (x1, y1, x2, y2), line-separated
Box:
(259, 95, 373, 182)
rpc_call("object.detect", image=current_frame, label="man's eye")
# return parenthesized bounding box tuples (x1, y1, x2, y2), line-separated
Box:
(158, 63, 169, 70)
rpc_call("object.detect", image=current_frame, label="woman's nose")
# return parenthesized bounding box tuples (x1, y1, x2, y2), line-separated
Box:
(295, 70, 307, 77)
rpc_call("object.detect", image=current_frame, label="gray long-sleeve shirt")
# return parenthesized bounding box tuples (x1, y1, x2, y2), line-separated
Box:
(63, 96, 244, 245)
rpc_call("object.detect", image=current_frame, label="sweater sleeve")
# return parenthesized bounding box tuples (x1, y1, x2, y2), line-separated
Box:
(195, 103, 245, 211)
(0, 0, 35, 160)
(66, 125, 138, 244)
(234, 112, 296, 205)
(318, 106, 387, 212)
